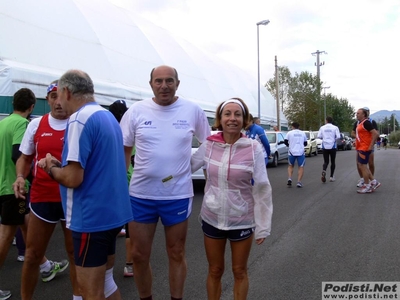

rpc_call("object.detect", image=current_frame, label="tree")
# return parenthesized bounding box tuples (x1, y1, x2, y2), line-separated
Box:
(327, 97, 355, 133)
(265, 65, 356, 132)
(378, 114, 399, 135)
(389, 131, 400, 146)
(285, 71, 322, 130)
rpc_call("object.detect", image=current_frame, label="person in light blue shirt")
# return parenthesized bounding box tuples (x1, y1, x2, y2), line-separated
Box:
(284, 122, 307, 188)
(245, 114, 271, 165)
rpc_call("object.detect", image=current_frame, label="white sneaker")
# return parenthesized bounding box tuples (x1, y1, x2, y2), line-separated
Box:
(330, 177, 335, 182)
(356, 178, 364, 187)
(17, 255, 25, 262)
(357, 185, 373, 194)
(370, 180, 381, 190)
(124, 265, 134, 277)
(117, 228, 126, 237)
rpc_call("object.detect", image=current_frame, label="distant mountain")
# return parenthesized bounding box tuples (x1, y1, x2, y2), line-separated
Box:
(370, 110, 400, 122)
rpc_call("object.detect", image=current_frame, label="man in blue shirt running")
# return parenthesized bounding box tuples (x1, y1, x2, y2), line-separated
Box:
(246, 114, 271, 166)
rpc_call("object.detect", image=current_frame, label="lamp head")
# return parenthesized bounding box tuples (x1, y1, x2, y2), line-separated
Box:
(257, 20, 270, 26)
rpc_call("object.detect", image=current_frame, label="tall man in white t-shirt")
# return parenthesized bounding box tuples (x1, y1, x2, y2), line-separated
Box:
(317, 116, 341, 183)
(120, 65, 211, 300)
(284, 122, 308, 188)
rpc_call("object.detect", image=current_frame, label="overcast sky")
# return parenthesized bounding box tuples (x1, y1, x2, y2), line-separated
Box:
(111, 0, 399, 114)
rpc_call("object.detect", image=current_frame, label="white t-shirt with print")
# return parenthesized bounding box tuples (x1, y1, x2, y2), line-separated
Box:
(120, 97, 211, 200)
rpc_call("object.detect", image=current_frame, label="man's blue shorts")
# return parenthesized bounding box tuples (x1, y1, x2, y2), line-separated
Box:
(130, 196, 192, 226)
(72, 226, 122, 267)
(357, 150, 371, 164)
(288, 154, 306, 167)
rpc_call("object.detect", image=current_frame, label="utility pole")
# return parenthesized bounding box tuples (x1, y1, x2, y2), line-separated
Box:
(312, 50, 327, 126)
(322, 86, 330, 121)
(275, 56, 280, 130)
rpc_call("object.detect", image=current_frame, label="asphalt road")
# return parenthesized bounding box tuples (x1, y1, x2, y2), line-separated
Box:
(1, 147, 399, 300)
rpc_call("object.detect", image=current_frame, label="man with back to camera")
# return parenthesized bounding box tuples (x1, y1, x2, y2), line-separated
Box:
(120, 65, 211, 300)
(317, 116, 341, 183)
(351, 107, 378, 188)
(38, 69, 133, 299)
(246, 114, 271, 166)
(13, 80, 80, 300)
(0, 88, 36, 300)
(354, 108, 380, 194)
(284, 122, 308, 188)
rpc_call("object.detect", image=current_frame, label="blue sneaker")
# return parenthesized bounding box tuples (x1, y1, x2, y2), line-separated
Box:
(297, 182, 303, 188)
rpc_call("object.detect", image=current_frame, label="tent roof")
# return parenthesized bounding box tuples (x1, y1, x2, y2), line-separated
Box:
(0, 0, 286, 125)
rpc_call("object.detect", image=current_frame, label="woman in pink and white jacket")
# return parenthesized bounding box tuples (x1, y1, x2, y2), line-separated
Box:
(191, 97, 273, 300)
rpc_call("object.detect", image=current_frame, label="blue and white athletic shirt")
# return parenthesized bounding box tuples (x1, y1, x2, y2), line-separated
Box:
(60, 102, 133, 232)
(120, 97, 211, 200)
(317, 123, 340, 150)
(285, 129, 307, 156)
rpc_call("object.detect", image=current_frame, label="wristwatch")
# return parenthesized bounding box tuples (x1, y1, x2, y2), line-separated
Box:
(48, 165, 59, 179)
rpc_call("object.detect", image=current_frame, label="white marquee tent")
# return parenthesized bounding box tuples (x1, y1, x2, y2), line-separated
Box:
(0, 0, 286, 127)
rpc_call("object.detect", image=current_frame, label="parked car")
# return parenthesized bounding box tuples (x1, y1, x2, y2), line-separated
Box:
(265, 131, 288, 167)
(191, 131, 219, 180)
(304, 131, 318, 156)
(344, 136, 353, 150)
(336, 133, 348, 151)
(312, 131, 323, 153)
(398, 141, 400, 149)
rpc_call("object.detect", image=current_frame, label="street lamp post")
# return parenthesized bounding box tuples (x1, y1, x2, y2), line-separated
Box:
(322, 86, 330, 121)
(256, 19, 270, 119)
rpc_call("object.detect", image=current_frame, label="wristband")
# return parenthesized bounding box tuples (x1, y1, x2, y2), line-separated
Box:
(48, 165, 59, 179)
(17, 174, 24, 179)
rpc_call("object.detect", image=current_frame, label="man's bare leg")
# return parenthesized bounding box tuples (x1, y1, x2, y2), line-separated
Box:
(165, 220, 188, 298)
(129, 221, 157, 298)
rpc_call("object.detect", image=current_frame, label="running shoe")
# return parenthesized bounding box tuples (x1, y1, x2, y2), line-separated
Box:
(321, 171, 326, 183)
(118, 228, 126, 237)
(0, 290, 11, 300)
(287, 179, 292, 186)
(12, 237, 16, 246)
(41, 260, 69, 282)
(330, 177, 335, 182)
(357, 185, 373, 194)
(297, 182, 303, 188)
(370, 180, 381, 190)
(17, 255, 25, 262)
(356, 178, 364, 188)
(124, 265, 134, 277)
